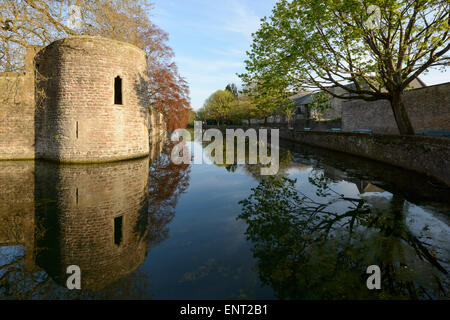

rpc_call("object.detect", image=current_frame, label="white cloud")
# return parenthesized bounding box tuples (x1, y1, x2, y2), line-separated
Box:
(222, 1, 262, 39)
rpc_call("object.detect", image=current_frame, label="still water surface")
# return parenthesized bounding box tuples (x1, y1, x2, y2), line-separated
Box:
(0, 139, 449, 299)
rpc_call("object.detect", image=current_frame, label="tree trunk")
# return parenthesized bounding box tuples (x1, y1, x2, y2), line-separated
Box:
(390, 91, 415, 135)
(264, 117, 268, 126)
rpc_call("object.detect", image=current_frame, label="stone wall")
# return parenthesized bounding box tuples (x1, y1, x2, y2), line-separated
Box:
(322, 86, 348, 120)
(279, 130, 450, 186)
(293, 118, 342, 131)
(0, 47, 40, 160)
(342, 82, 450, 134)
(34, 36, 150, 162)
(0, 74, 34, 159)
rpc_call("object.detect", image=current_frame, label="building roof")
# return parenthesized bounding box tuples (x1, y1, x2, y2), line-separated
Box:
(292, 93, 314, 105)
(289, 77, 426, 106)
(290, 90, 315, 106)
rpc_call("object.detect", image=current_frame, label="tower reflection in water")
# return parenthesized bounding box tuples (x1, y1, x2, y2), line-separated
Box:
(34, 158, 150, 291)
(0, 140, 189, 299)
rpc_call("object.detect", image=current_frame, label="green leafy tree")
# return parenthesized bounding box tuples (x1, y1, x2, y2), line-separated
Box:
(225, 83, 238, 98)
(310, 92, 333, 121)
(231, 95, 260, 125)
(274, 99, 296, 127)
(195, 107, 207, 122)
(241, 75, 294, 125)
(226, 100, 243, 124)
(240, 0, 449, 135)
(203, 90, 237, 126)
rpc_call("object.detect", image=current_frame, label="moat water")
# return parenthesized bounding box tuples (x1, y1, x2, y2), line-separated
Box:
(0, 139, 449, 299)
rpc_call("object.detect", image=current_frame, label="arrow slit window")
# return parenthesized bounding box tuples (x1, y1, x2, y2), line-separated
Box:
(114, 76, 123, 105)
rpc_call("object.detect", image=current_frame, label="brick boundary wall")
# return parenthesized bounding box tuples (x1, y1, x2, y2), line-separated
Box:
(279, 129, 450, 186)
(342, 82, 450, 134)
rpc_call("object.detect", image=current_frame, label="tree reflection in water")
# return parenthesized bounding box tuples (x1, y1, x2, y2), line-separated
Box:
(238, 174, 449, 299)
(147, 141, 191, 248)
(202, 138, 294, 178)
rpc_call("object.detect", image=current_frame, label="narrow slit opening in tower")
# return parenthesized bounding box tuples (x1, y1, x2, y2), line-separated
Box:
(114, 216, 123, 246)
(114, 76, 123, 105)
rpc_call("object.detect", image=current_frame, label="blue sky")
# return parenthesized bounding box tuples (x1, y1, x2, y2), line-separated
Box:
(151, 0, 449, 110)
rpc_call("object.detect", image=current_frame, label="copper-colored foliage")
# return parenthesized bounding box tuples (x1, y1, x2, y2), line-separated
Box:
(147, 141, 191, 247)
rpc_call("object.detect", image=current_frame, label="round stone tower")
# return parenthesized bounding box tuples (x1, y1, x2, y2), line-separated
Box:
(34, 36, 149, 162)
